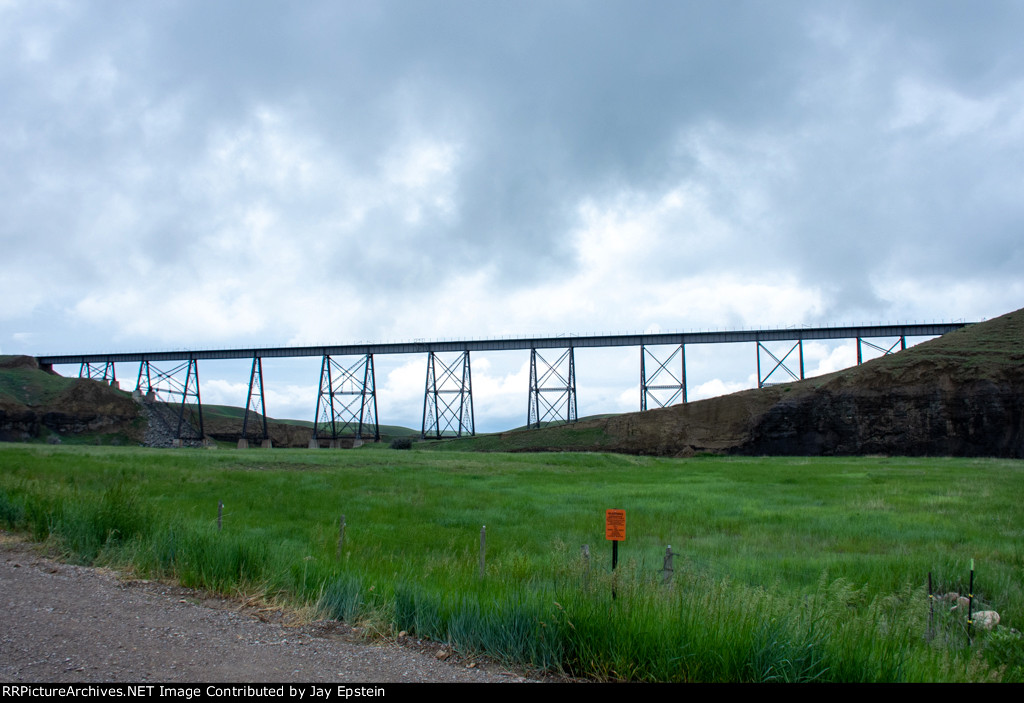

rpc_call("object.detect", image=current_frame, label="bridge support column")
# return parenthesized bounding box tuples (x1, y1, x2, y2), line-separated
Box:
(80, 360, 117, 387)
(176, 358, 204, 442)
(421, 351, 474, 438)
(135, 361, 153, 400)
(134, 359, 204, 442)
(857, 336, 906, 365)
(757, 340, 804, 388)
(641, 344, 686, 411)
(527, 347, 577, 428)
(311, 354, 379, 447)
(240, 356, 270, 449)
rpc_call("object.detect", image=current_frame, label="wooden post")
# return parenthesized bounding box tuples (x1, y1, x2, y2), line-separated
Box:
(927, 571, 934, 641)
(611, 541, 619, 600)
(968, 559, 975, 643)
(479, 525, 486, 579)
(217, 501, 223, 532)
(336, 514, 346, 559)
(581, 544, 590, 587)
(661, 544, 675, 584)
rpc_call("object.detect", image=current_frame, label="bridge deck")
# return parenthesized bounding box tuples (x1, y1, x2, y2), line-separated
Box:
(37, 322, 969, 365)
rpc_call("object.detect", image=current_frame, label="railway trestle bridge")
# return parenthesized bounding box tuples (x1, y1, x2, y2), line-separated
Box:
(37, 321, 970, 446)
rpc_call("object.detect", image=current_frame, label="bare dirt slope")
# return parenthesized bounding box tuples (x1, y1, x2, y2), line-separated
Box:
(0, 534, 534, 684)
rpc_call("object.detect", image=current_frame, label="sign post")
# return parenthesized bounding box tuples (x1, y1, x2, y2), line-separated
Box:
(605, 509, 625, 599)
(605, 508, 625, 561)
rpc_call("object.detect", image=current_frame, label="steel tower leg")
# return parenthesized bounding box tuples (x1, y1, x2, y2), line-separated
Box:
(79, 360, 116, 385)
(360, 354, 380, 441)
(527, 347, 577, 429)
(135, 360, 159, 402)
(135, 361, 152, 395)
(313, 354, 379, 447)
(176, 358, 204, 442)
(134, 359, 202, 442)
(757, 340, 804, 388)
(311, 355, 334, 447)
(858, 337, 907, 364)
(241, 356, 270, 447)
(641, 344, 687, 411)
(422, 351, 474, 438)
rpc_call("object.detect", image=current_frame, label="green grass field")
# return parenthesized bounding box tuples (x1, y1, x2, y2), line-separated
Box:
(1, 443, 1022, 682)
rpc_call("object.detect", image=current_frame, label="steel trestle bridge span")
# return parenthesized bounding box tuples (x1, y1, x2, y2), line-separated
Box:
(38, 321, 970, 446)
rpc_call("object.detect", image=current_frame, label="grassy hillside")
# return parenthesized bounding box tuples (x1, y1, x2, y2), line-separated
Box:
(0, 356, 77, 406)
(434, 307, 1024, 456)
(421, 423, 614, 452)
(202, 403, 420, 441)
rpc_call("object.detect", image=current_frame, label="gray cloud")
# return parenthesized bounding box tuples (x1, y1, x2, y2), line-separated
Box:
(2, 0, 1023, 361)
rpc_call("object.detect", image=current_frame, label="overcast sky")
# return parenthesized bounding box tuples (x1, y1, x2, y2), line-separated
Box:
(3, 1, 1022, 431)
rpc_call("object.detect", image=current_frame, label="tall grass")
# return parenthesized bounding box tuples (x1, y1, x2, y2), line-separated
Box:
(0, 444, 1021, 681)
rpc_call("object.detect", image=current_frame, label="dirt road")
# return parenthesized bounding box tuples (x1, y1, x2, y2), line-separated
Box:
(0, 534, 535, 683)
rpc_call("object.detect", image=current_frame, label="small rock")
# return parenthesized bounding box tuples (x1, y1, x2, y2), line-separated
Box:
(973, 611, 1000, 630)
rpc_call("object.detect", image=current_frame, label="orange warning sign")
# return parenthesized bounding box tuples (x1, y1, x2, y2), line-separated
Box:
(605, 509, 626, 541)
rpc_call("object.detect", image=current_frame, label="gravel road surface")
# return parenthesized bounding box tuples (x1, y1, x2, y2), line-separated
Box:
(0, 534, 538, 684)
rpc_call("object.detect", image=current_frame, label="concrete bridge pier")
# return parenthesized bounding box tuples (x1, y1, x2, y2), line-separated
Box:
(236, 438, 273, 449)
